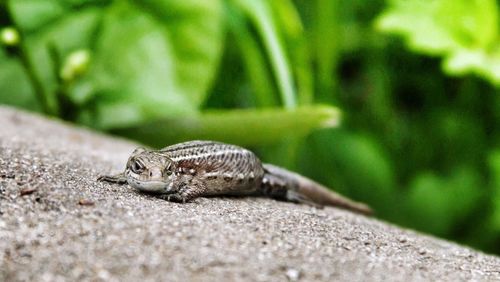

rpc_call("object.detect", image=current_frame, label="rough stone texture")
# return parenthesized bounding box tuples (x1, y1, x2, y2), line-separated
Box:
(0, 105, 499, 282)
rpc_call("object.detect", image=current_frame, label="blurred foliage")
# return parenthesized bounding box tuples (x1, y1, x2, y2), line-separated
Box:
(376, 0, 500, 85)
(2, 0, 500, 255)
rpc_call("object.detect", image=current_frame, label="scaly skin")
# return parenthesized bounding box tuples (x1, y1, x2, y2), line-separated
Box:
(98, 140, 372, 215)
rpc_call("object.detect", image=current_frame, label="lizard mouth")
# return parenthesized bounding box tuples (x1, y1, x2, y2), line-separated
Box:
(128, 179, 168, 193)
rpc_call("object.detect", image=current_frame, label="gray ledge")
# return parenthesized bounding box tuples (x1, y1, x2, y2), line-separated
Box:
(0, 105, 499, 281)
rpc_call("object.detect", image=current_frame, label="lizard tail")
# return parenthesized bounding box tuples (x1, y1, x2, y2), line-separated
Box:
(262, 164, 373, 215)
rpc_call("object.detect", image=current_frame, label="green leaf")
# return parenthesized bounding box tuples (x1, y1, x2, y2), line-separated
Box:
(224, 3, 279, 107)
(112, 105, 341, 147)
(311, 0, 340, 99)
(376, 0, 500, 86)
(442, 48, 500, 84)
(81, 0, 225, 128)
(269, 0, 314, 105)
(9, 0, 66, 33)
(229, 0, 297, 108)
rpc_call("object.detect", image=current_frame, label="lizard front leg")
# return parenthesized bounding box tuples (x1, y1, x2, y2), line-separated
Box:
(158, 178, 207, 204)
(97, 173, 128, 185)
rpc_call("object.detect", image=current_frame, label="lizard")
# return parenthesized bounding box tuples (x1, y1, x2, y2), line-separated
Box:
(97, 140, 372, 215)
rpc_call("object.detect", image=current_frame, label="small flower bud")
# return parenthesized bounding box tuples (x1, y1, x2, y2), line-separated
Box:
(1, 27, 20, 46)
(60, 49, 91, 82)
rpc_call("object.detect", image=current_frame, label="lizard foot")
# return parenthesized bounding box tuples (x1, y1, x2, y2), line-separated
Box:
(97, 173, 127, 185)
(157, 193, 193, 204)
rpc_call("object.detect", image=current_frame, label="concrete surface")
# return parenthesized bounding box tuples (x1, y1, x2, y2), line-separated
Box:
(0, 105, 499, 282)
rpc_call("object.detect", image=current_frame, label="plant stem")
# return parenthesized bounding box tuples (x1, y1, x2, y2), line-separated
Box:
(315, 0, 340, 102)
(17, 43, 54, 115)
(5, 1, 54, 115)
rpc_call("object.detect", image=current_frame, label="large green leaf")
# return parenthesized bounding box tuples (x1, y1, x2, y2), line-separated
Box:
(112, 105, 341, 147)
(376, 0, 500, 86)
(79, 0, 224, 128)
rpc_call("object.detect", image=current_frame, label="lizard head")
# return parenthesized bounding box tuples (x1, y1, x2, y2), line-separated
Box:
(125, 147, 176, 193)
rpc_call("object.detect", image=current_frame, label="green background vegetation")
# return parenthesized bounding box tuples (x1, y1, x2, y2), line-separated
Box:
(2, 0, 500, 254)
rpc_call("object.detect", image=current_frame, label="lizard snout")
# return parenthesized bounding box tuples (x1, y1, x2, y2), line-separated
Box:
(148, 167, 163, 180)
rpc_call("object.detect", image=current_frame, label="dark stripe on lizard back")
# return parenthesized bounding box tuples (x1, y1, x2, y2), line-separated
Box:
(159, 140, 221, 153)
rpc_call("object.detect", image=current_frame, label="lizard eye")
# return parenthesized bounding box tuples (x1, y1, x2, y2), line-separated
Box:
(131, 159, 145, 174)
